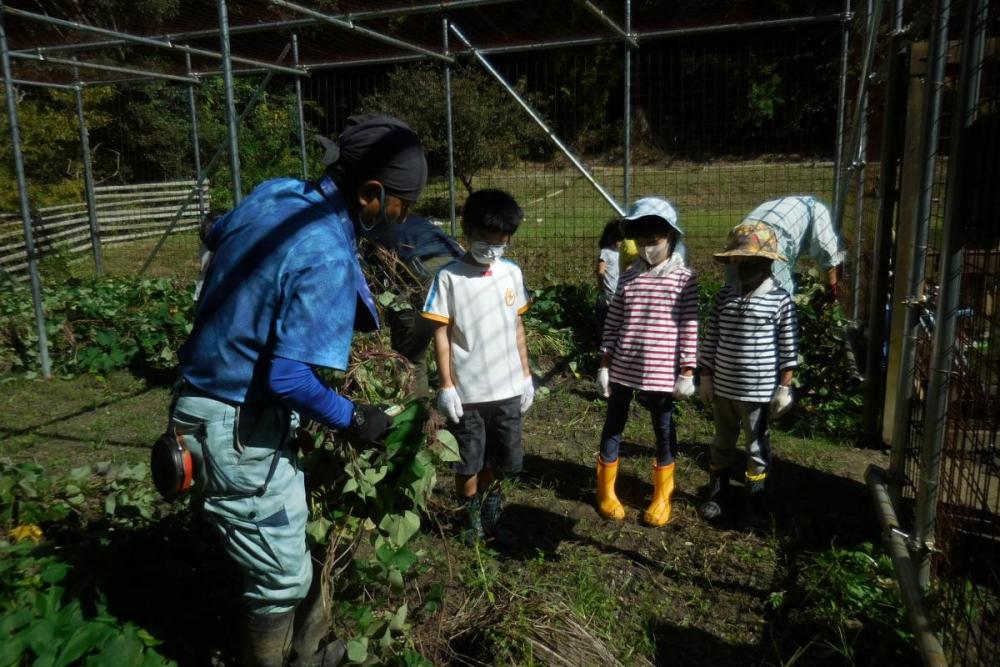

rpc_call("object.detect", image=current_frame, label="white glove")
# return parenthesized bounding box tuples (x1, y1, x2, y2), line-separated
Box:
(437, 387, 464, 423)
(770, 385, 793, 418)
(596, 367, 610, 398)
(673, 374, 695, 400)
(699, 375, 714, 406)
(520, 375, 535, 414)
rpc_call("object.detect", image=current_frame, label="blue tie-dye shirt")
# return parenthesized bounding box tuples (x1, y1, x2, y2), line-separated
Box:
(179, 177, 377, 404)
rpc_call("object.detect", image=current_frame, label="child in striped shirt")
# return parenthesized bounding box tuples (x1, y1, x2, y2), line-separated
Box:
(594, 197, 699, 527)
(699, 221, 799, 530)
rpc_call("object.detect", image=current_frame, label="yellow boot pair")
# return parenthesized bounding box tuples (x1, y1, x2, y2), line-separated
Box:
(595, 457, 676, 526)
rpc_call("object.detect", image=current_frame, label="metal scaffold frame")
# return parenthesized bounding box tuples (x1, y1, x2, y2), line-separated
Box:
(0, 0, 850, 384)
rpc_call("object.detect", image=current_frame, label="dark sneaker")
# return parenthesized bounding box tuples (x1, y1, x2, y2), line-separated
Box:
(698, 472, 729, 523)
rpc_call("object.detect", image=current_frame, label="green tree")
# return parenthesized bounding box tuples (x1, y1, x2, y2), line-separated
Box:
(359, 63, 540, 194)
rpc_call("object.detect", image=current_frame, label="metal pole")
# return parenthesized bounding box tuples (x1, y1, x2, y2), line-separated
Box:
(0, 78, 76, 90)
(217, 0, 242, 205)
(888, 0, 951, 495)
(851, 0, 873, 322)
(442, 18, 457, 236)
(24, 0, 523, 56)
(185, 53, 205, 218)
(833, 0, 852, 211)
(581, 0, 639, 47)
(914, 0, 984, 589)
(450, 22, 627, 217)
(8, 51, 199, 84)
(141, 45, 292, 274)
(623, 0, 632, 209)
(833, 0, 883, 233)
(3, 6, 306, 78)
(866, 466, 948, 666)
(73, 64, 102, 275)
(269, 0, 455, 64)
(862, 14, 908, 440)
(292, 35, 308, 179)
(0, 14, 51, 377)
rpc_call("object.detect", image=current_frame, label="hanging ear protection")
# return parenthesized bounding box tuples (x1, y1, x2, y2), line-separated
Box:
(151, 430, 194, 501)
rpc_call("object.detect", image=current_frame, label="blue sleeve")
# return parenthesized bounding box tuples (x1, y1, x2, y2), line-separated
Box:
(273, 258, 357, 370)
(268, 356, 354, 429)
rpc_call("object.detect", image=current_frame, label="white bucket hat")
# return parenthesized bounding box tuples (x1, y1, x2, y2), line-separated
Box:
(620, 197, 683, 238)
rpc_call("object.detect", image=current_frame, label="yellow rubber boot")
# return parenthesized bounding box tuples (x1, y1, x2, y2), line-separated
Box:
(643, 462, 676, 527)
(596, 457, 626, 521)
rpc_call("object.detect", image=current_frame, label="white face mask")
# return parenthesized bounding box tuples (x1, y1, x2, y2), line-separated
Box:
(637, 239, 670, 266)
(470, 240, 506, 264)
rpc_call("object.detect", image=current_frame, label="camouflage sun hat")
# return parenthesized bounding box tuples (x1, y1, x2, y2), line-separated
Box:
(713, 221, 787, 263)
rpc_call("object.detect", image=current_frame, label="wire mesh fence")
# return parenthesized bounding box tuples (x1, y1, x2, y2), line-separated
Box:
(845, 0, 1000, 665)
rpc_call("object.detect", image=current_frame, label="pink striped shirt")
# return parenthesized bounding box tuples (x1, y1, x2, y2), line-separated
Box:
(600, 265, 699, 391)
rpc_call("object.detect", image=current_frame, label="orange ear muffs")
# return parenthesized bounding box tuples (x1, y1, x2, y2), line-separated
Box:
(151, 430, 194, 501)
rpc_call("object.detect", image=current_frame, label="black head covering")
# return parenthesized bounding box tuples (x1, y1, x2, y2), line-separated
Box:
(322, 114, 427, 202)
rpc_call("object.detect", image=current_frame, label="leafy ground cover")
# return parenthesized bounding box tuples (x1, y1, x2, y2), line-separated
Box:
(0, 368, 913, 666)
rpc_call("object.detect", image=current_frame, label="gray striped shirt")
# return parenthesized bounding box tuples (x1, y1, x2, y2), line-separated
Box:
(701, 279, 799, 402)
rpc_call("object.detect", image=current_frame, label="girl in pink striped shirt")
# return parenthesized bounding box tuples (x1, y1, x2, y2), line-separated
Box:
(594, 197, 699, 526)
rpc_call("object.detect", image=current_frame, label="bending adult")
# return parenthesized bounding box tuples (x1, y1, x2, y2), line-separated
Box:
(169, 114, 427, 667)
(361, 214, 463, 399)
(729, 196, 844, 297)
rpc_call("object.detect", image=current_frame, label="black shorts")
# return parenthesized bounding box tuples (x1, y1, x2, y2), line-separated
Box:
(451, 396, 523, 476)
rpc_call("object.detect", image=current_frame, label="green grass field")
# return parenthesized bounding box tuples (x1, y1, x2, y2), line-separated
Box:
(48, 160, 836, 288)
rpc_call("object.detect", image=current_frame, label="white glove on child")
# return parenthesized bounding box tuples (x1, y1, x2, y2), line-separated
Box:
(437, 387, 464, 423)
(520, 375, 535, 414)
(673, 374, 695, 400)
(596, 367, 610, 398)
(770, 385, 793, 418)
(699, 375, 714, 406)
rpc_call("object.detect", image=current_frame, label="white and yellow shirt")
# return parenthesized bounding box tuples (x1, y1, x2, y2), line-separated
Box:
(422, 258, 530, 404)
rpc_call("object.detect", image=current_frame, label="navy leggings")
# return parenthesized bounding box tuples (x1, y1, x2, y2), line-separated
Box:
(599, 383, 677, 466)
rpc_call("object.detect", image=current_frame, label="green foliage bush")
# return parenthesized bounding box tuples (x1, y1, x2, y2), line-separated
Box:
(0, 277, 194, 377)
(1, 462, 175, 666)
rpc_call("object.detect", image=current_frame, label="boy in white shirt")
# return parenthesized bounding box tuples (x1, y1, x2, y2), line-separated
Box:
(422, 190, 533, 545)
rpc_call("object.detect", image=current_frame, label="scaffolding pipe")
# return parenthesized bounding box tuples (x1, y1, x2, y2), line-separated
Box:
(8, 51, 199, 84)
(832, 0, 849, 212)
(888, 0, 951, 495)
(140, 46, 291, 274)
(450, 22, 626, 217)
(292, 35, 308, 178)
(185, 53, 206, 218)
(914, 0, 985, 589)
(269, 0, 455, 65)
(3, 6, 306, 78)
(218, 0, 242, 205)
(833, 0, 881, 230)
(623, 0, 632, 208)
(73, 65, 102, 275)
(0, 77, 76, 90)
(0, 14, 51, 378)
(70, 14, 849, 86)
(866, 466, 948, 667)
(863, 18, 908, 440)
(581, 0, 639, 47)
(850, 0, 873, 322)
(28, 0, 524, 55)
(442, 18, 457, 236)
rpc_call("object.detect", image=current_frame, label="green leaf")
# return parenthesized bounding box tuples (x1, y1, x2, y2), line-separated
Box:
(68, 466, 91, 482)
(377, 292, 396, 307)
(0, 636, 26, 667)
(434, 430, 461, 463)
(41, 562, 70, 584)
(305, 517, 332, 545)
(345, 638, 368, 663)
(387, 567, 404, 591)
(54, 622, 115, 667)
(388, 604, 409, 632)
(378, 511, 420, 549)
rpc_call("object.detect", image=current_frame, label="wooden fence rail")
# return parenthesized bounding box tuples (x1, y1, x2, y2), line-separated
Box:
(0, 180, 209, 280)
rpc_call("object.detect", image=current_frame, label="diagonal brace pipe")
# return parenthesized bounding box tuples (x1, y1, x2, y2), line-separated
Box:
(449, 21, 625, 217)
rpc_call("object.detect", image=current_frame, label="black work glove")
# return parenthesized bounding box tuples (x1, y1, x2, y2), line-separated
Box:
(348, 403, 391, 444)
